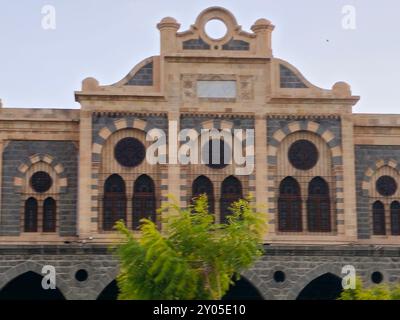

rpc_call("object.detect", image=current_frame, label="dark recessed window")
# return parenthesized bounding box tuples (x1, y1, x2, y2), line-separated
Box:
(114, 137, 145, 168)
(75, 269, 89, 282)
(372, 201, 386, 235)
(103, 174, 127, 231)
(288, 140, 319, 170)
(43, 197, 56, 233)
(220, 176, 242, 223)
(132, 175, 156, 230)
(278, 177, 302, 232)
(273, 271, 286, 283)
(391, 201, 400, 235)
(376, 176, 397, 196)
(192, 175, 215, 214)
(204, 139, 231, 169)
(307, 177, 331, 232)
(24, 197, 38, 232)
(371, 271, 383, 284)
(30, 171, 52, 193)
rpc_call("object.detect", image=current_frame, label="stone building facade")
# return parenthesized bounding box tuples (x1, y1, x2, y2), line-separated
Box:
(1, 7, 400, 300)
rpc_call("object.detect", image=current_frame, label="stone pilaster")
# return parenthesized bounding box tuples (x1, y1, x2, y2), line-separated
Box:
(78, 110, 93, 238)
(254, 114, 269, 233)
(341, 114, 357, 239)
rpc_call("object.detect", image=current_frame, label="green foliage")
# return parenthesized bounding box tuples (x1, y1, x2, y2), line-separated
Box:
(339, 277, 400, 300)
(113, 194, 268, 300)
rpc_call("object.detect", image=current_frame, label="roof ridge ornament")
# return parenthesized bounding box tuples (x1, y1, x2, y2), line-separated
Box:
(157, 6, 275, 57)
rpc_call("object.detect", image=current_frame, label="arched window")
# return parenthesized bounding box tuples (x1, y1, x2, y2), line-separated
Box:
(205, 139, 230, 169)
(220, 176, 242, 224)
(278, 177, 302, 232)
(24, 197, 38, 232)
(132, 175, 156, 229)
(192, 176, 215, 213)
(372, 201, 386, 235)
(103, 174, 127, 231)
(307, 177, 331, 232)
(391, 201, 400, 235)
(43, 197, 56, 232)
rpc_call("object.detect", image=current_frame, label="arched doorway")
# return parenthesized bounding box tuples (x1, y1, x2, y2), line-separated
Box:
(222, 277, 263, 300)
(297, 273, 343, 300)
(97, 280, 119, 300)
(0, 271, 65, 300)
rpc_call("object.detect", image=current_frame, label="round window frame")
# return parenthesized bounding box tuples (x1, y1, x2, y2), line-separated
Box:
(288, 139, 319, 171)
(376, 175, 397, 197)
(114, 137, 146, 168)
(30, 171, 53, 193)
(204, 18, 228, 41)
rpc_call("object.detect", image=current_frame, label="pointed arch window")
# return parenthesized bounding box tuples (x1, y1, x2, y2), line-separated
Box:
(103, 174, 127, 231)
(307, 177, 331, 232)
(43, 197, 56, 233)
(24, 197, 38, 232)
(192, 175, 215, 213)
(278, 177, 302, 232)
(132, 175, 156, 229)
(220, 176, 242, 224)
(372, 201, 386, 235)
(390, 201, 400, 235)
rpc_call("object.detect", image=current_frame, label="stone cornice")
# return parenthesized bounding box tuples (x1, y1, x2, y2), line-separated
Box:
(164, 56, 270, 64)
(180, 112, 254, 119)
(266, 114, 341, 120)
(269, 96, 360, 105)
(264, 244, 400, 257)
(92, 111, 168, 118)
(75, 91, 166, 102)
(0, 244, 399, 257)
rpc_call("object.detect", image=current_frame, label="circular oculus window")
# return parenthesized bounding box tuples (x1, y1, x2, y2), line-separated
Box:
(376, 175, 397, 196)
(30, 171, 53, 193)
(288, 140, 319, 170)
(114, 137, 145, 168)
(204, 19, 228, 40)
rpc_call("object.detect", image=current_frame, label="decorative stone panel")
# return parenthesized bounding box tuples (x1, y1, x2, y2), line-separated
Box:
(280, 64, 308, 88)
(1, 141, 78, 236)
(355, 145, 400, 239)
(0, 245, 399, 300)
(126, 61, 153, 86)
(222, 38, 250, 51)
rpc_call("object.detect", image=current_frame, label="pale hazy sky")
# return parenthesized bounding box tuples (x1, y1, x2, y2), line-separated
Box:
(0, 0, 399, 113)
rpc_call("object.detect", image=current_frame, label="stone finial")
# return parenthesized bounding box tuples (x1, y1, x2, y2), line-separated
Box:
(82, 77, 99, 91)
(157, 16, 180, 55)
(250, 18, 275, 57)
(332, 81, 352, 97)
(157, 17, 180, 30)
(251, 18, 274, 32)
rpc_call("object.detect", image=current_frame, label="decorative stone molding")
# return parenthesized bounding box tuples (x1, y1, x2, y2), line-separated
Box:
(268, 120, 344, 235)
(13, 153, 68, 194)
(157, 6, 274, 57)
(181, 73, 254, 103)
(0, 261, 70, 298)
(361, 159, 399, 193)
(92, 118, 150, 162)
(269, 120, 342, 160)
(286, 263, 343, 300)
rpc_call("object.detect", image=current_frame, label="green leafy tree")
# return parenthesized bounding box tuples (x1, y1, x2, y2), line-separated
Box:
(339, 277, 400, 300)
(113, 194, 267, 300)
